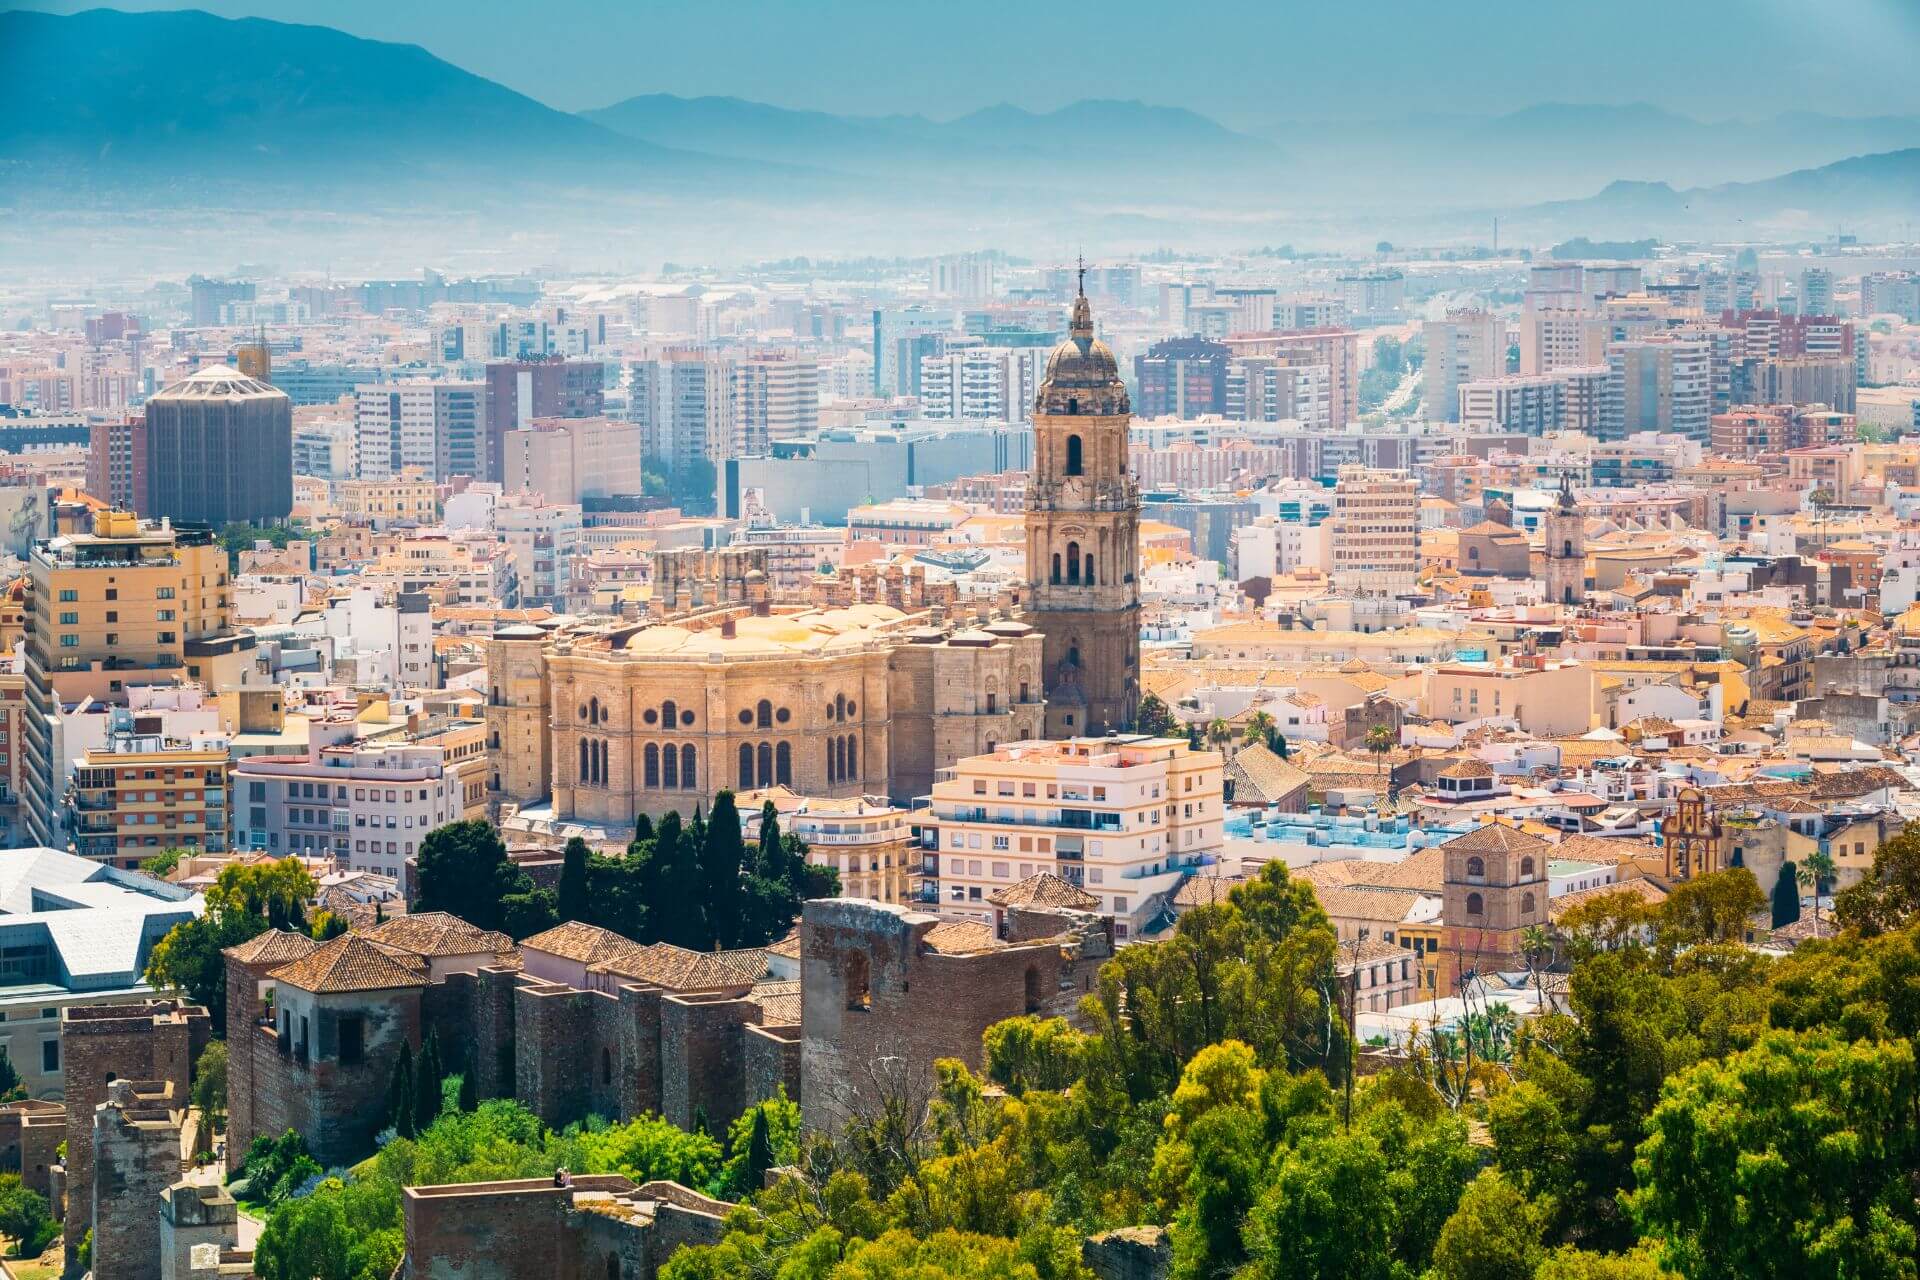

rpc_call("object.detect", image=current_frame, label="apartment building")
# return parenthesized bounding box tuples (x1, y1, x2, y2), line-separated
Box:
(501, 416, 646, 504)
(1518, 310, 1608, 375)
(740, 790, 913, 905)
(496, 498, 585, 607)
(1328, 465, 1419, 598)
(232, 716, 486, 891)
(1426, 656, 1593, 736)
(919, 346, 1042, 421)
(352, 381, 486, 482)
(1602, 337, 1710, 443)
(1423, 311, 1504, 421)
(1221, 329, 1362, 429)
(19, 512, 239, 848)
(915, 736, 1224, 941)
(64, 724, 230, 868)
(734, 353, 821, 445)
(338, 471, 438, 530)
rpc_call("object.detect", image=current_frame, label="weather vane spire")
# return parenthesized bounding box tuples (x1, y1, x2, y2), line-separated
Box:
(1076, 253, 1086, 298)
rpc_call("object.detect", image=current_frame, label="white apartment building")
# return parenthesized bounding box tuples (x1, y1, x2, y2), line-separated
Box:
(1328, 465, 1419, 597)
(916, 736, 1225, 942)
(292, 419, 355, 482)
(496, 498, 585, 607)
(322, 587, 433, 691)
(1459, 365, 1610, 437)
(1423, 311, 1504, 421)
(918, 346, 1043, 421)
(1226, 357, 1333, 430)
(353, 381, 486, 482)
(232, 716, 486, 891)
(1602, 338, 1710, 443)
(734, 354, 820, 448)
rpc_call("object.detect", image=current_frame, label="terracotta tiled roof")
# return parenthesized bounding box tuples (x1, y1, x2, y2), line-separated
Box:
(363, 912, 513, 958)
(1226, 744, 1311, 805)
(1549, 877, 1668, 923)
(766, 933, 802, 960)
(223, 929, 320, 967)
(923, 920, 1000, 954)
(750, 981, 803, 1025)
(1442, 823, 1551, 857)
(1174, 874, 1247, 909)
(520, 921, 651, 967)
(987, 872, 1100, 911)
(1438, 758, 1496, 780)
(1312, 886, 1422, 923)
(598, 943, 768, 991)
(270, 934, 429, 994)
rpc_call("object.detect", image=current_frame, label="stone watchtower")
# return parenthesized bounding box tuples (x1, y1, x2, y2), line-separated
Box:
(1025, 269, 1141, 736)
(1540, 476, 1586, 606)
(1437, 823, 1551, 993)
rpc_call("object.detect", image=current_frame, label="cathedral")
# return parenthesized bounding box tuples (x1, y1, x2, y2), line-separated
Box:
(1024, 276, 1143, 736)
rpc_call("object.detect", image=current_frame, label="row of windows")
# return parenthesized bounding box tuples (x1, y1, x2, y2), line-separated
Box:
(643, 743, 699, 790)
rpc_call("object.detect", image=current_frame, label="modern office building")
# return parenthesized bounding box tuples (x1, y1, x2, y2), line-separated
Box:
(141, 366, 293, 525)
(871, 307, 951, 397)
(1133, 337, 1231, 419)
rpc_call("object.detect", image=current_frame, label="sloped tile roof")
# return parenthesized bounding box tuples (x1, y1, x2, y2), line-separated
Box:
(223, 929, 319, 967)
(520, 920, 651, 967)
(362, 912, 513, 958)
(987, 872, 1100, 911)
(270, 934, 429, 994)
(1441, 823, 1552, 857)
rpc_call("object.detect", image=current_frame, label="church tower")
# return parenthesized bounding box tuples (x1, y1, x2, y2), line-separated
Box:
(1025, 273, 1141, 737)
(1541, 476, 1586, 605)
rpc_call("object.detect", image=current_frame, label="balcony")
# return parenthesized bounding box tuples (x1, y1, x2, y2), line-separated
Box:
(934, 806, 1121, 833)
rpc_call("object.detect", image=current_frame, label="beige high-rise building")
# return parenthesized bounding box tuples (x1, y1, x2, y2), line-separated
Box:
(19, 511, 243, 846)
(1328, 465, 1419, 598)
(502, 416, 646, 504)
(1519, 310, 1609, 376)
(1423, 310, 1504, 421)
(733, 354, 820, 448)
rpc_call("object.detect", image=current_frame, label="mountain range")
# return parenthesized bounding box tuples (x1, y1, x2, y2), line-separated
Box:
(3, 7, 1920, 264)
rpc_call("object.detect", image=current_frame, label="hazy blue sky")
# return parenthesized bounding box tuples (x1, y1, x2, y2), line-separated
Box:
(10, 0, 1920, 123)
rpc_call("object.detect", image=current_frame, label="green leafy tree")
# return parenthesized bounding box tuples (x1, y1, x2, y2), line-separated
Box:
(1136, 694, 1180, 738)
(0, 1175, 59, 1258)
(720, 1093, 800, 1199)
(0, 1045, 22, 1104)
(1429, 1170, 1544, 1280)
(1656, 867, 1764, 952)
(415, 820, 525, 932)
(140, 846, 189, 879)
(192, 1040, 229, 1134)
(456, 1070, 479, 1114)
(144, 903, 271, 1036)
(556, 836, 591, 923)
(1243, 710, 1277, 747)
(1835, 822, 1920, 934)
(1628, 1029, 1920, 1280)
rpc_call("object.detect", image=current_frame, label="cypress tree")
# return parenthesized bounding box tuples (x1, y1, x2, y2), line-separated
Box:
(632, 812, 655, 847)
(743, 1105, 775, 1191)
(756, 802, 785, 881)
(1772, 861, 1802, 928)
(386, 1042, 417, 1139)
(557, 837, 592, 924)
(703, 792, 747, 948)
(414, 1031, 444, 1133)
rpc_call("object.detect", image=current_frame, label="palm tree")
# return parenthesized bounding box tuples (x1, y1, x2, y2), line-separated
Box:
(1243, 710, 1277, 748)
(1519, 924, 1553, 1012)
(1798, 850, 1836, 936)
(1206, 717, 1233, 754)
(1365, 724, 1396, 779)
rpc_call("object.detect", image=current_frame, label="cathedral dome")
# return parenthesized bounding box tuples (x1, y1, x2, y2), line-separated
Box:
(1037, 291, 1130, 415)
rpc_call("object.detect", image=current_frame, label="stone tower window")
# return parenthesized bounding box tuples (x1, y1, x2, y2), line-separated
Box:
(1465, 856, 1485, 881)
(1521, 892, 1537, 915)
(1066, 434, 1084, 475)
(1466, 892, 1484, 917)
(776, 742, 792, 786)
(845, 951, 871, 1011)
(1520, 857, 1535, 879)
(682, 744, 698, 789)
(757, 699, 773, 729)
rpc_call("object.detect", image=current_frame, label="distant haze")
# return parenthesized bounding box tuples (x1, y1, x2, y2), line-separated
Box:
(6, 0, 1919, 123)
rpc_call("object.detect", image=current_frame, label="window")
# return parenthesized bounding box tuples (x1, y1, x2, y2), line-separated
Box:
(1521, 892, 1537, 915)
(775, 741, 791, 786)
(1465, 856, 1485, 880)
(57, 589, 76, 602)
(682, 744, 698, 789)
(42, 1040, 58, 1073)
(757, 699, 773, 729)
(1065, 434, 1084, 476)
(58, 612, 77, 625)
(739, 743, 754, 788)
(1519, 856, 1535, 879)
(338, 1015, 364, 1065)
(1465, 892, 1484, 917)
(844, 951, 871, 1011)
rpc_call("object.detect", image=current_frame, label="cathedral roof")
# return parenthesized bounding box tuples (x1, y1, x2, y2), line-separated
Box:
(1038, 288, 1129, 414)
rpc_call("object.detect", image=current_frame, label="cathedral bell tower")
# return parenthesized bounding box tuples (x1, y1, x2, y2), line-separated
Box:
(1541, 475, 1586, 606)
(1025, 270, 1141, 737)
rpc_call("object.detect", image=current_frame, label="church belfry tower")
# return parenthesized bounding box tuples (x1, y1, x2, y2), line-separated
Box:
(1025, 272, 1141, 737)
(1541, 476, 1586, 606)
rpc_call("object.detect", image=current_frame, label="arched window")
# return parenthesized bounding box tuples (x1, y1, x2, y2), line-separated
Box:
(758, 742, 774, 788)
(826, 738, 837, 784)
(579, 738, 591, 783)
(662, 742, 678, 789)
(681, 744, 697, 789)
(1067, 541, 1081, 583)
(1563, 539, 1574, 557)
(643, 743, 659, 788)
(1519, 856, 1535, 879)
(1465, 856, 1485, 880)
(845, 733, 858, 778)
(1051, 552, 1062, 584)
(661, 699, 677, 730)
(1521, 892, 1537, 915)
(1065, 434, 1084, 476)
(739, 743, 754, 788)
(1024, 965, 1042, 1014)
(1085, 553, 1096, 585)
(757, 699, 773, 729)
(835, 693, 847, 722)
(1466, 892, 1484, 917)
(1068, 643, 1081, 668)
(776, 742, 792, 785)
(589, 696, 601, 723)
(1467, 546, 1480, 562)
(844, 951, 870, 1011)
